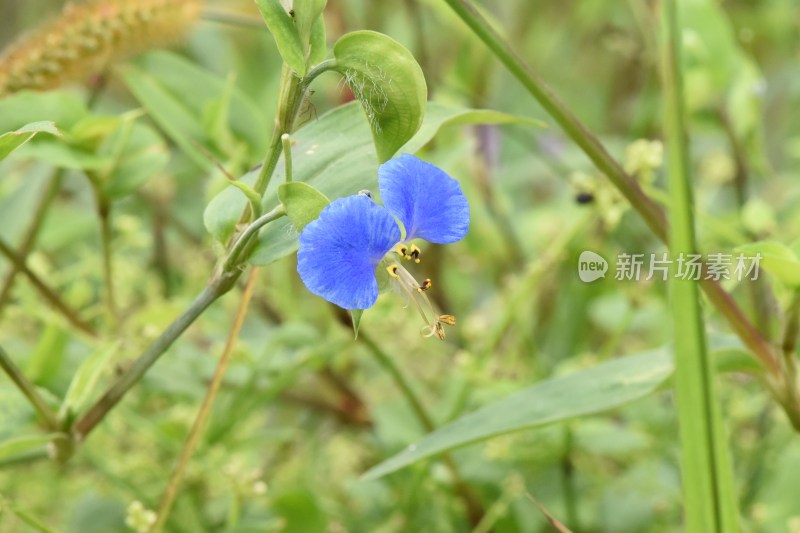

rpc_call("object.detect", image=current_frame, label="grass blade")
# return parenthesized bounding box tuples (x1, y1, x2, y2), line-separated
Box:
(661, 1, 739, 530)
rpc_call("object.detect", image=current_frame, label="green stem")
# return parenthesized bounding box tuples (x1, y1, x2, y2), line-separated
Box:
(254, 66, 306, 195)
(561, 426, 578, 529)
(72, 270, 238, 440)
(95, 191, 117, 328)
(662, 2, 738, 530)
(779, 292, 800, 421)
(0, 170, 63, 312)
(251, 60, 333, 195)
(439, 0, 780, 378)
(782, 292, 800, 358)
(281, 133, 293, 183)
(223, 205, 286, 271)
(150, 269, 260, 533)
(359, 333, 485, 526)
(0, 345, 59, 430)
(0, 238, 96, 337)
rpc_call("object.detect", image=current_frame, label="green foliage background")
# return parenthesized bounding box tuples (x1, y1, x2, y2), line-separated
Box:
(1, 0, 800, 531)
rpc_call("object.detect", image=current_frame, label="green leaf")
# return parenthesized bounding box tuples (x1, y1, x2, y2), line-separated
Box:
(332, 31, 427, 162)
(362, 350, 673, 480)
(26, 324, 69, 387)
(100, 121, 169, 199)
(0, 433, 61, 462)
(17, 142, 109, 170)
(203, 101, 536, 262)
(202, 73, 239, 156)
(120, 64, 211, 170)
(133, 52, 268, 160)
(0, 91, 87, 133)
(204, 170, 258, 244)
(66, 116, 123, 150)
(229, 180, 263, 218)
(242, 102, 536, 265)
(708, 333, 763, 375)
(278, 182, 330, 231)
(60, 343, 120, 420)
(255, 0, 308, 76)
(736, 241, 800, 288)
(663, 2, 740, 527)
(0, 121, 61, 161)
(293, 0, 327, 48)
(403, 105, 546, 153)
(307, 13, 328, 67)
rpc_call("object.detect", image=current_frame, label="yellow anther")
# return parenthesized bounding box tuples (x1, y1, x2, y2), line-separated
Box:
(395, 244, 408, 257)
(408, 244, 421, 263)
(417, 278, 432, 293)
(438, 314, 456, 326)
(433, 322, 446, 340)
(386, 265, 400, 279)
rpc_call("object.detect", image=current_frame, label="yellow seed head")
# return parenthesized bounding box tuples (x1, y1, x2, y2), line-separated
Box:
(0, 0, 201, 97)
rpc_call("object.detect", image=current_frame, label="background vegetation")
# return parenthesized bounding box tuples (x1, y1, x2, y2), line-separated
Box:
(1, 0, 800, 531)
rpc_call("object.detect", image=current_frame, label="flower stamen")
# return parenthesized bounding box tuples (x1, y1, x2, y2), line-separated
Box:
(386, 263, 456, 341)
(408, 244, 421, 263)
(438, 314, 456, 326)
(386, 265, 400, 279)
(394, 243, 422, 262)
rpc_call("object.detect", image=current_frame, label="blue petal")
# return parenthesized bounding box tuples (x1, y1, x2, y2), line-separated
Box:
(298, 195, 400, 310)
(379, 154, 470, 244)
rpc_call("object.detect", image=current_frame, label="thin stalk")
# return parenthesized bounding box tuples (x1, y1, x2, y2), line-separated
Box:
(95, 191, 117, 327)
(439, 0, 780, 378)
(281, 133, 293, 183)
(254, 66, 306, 195)
(719, 108, 775, 340)
(150, 268, 260, 533)
(782, 292, 800, 359)
(0, 238, 96, 337)
(779, 292, 800, 417)
(150, 196, 173, 298)
(0, 169, 63, 312)
(0, 345, 59, 430)
(662, 1, 739, 531)
(359, 333, 485, 527)
(561, 426, 578, 529)
(525, 492, 574, 533)
(72, 270, 238, 439)
(224, 205, 286, 271)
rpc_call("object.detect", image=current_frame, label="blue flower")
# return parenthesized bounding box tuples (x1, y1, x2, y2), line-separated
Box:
(297, 154, 469, 337)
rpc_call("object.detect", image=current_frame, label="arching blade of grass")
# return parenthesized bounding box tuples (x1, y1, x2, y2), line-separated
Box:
(362, 350, 673, 480)
(661, 1, 739, 531)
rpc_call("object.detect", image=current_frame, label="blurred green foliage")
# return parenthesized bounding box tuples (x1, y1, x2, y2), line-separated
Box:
(1, 0, 800, 532)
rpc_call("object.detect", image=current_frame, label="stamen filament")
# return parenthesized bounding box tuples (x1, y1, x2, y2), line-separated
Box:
(385, 262, 456, 341)
(389, 263, 433, 326)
